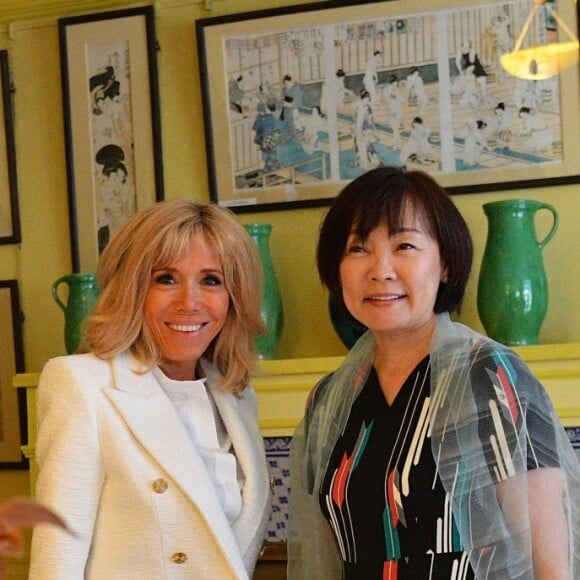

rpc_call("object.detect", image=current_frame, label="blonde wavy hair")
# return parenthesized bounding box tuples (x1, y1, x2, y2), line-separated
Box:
(84, 200, 265, 393)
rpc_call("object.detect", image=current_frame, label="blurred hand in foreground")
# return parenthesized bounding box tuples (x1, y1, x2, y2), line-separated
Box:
(0, 497, 72, 578)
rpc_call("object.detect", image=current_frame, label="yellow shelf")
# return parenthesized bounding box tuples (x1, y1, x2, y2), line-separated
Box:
(14, 341, 580, 459)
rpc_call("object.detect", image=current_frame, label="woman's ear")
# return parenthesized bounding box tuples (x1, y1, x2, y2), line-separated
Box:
(441, 267, 449, 283)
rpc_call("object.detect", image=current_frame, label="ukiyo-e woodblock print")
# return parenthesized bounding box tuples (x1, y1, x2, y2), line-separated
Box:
(0, 280, 26, 469)
(0, 50, 21, 244)
(59, 6, 164, 272)
(197, 0, 579, 212)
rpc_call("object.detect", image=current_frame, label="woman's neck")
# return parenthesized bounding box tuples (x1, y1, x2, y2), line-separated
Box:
(372, 316, 436, 404)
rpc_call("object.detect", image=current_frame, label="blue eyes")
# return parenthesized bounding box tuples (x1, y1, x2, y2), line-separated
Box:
(155, 274, 175, 285)
(152, 273, 224, 286)
(203, 275, 222, 286)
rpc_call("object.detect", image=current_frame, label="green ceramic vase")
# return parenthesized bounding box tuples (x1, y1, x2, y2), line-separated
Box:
(328, 293, 367, 349)
(477, 199, 558, 346)
(244, 224, 284, 359)
(52, 273, 100, 354)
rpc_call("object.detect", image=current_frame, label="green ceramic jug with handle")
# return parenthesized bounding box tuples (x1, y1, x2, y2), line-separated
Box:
(52, 273, 100, 354)
(477, 199, 558, 346)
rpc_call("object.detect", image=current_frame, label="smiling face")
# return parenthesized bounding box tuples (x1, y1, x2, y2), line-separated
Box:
(339, 210, 446, 344)
(143, 233, 230, 380)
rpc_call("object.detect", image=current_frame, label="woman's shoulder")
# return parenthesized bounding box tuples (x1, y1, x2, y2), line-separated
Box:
(41, 352, 107, 373)
(470, 338, 528, 372)
(39, 352, 134, 389)
(466, 338, 546, 402)
(435, 317, 526, 370)
(434, 319, 540, 391)
(36, 354, 114, 408)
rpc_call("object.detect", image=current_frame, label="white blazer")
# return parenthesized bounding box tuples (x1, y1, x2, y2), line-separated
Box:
(29, 352, 271, 579)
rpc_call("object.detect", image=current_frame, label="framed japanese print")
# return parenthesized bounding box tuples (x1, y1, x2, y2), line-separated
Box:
(59, 6, 164, 272)
(0, 280, 26, 469)
(0, 50, 21, 244)
(196, 0, 579, 212)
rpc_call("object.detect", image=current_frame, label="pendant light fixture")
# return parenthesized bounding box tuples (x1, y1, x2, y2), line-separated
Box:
(500, 0, 579, 80)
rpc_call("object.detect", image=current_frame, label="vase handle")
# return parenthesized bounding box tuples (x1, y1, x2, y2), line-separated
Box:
(536, 202, 559, 250)
(52, 276, 69, 312)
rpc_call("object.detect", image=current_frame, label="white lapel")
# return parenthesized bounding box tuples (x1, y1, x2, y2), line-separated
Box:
(102, 353, 248, 578)
(206, 365, 270, 560)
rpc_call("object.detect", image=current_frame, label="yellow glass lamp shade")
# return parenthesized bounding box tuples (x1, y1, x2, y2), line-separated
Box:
(501, 40, 580, 80)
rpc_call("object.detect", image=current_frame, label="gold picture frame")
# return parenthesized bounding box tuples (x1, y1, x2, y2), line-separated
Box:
(197, 0, 579, 212)
(59, 6, 164, 271)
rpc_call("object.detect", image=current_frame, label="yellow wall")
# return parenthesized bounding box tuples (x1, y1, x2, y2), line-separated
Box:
(0, 0, 578, 506)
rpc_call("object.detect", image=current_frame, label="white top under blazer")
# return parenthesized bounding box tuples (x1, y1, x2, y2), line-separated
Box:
(154, 368, 244, 524)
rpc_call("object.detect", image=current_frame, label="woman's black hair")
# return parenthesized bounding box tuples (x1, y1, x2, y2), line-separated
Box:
(317, 166, 473, 314)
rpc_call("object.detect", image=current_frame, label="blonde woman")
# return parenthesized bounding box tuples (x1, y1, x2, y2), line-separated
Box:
(30, 200, 270, 579)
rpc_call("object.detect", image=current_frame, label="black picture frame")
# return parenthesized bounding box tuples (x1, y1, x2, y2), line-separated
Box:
(59, 6, 164, 272)
(0, 280, 27, 470)
(196, 0, 579, 213)
(0, 50, 21, 244)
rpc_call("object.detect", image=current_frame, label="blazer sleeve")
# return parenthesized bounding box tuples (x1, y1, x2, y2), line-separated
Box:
(29, 356, 106, 580)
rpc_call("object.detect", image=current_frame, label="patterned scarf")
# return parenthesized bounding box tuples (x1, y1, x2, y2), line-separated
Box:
(288, 313, 580, 579)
